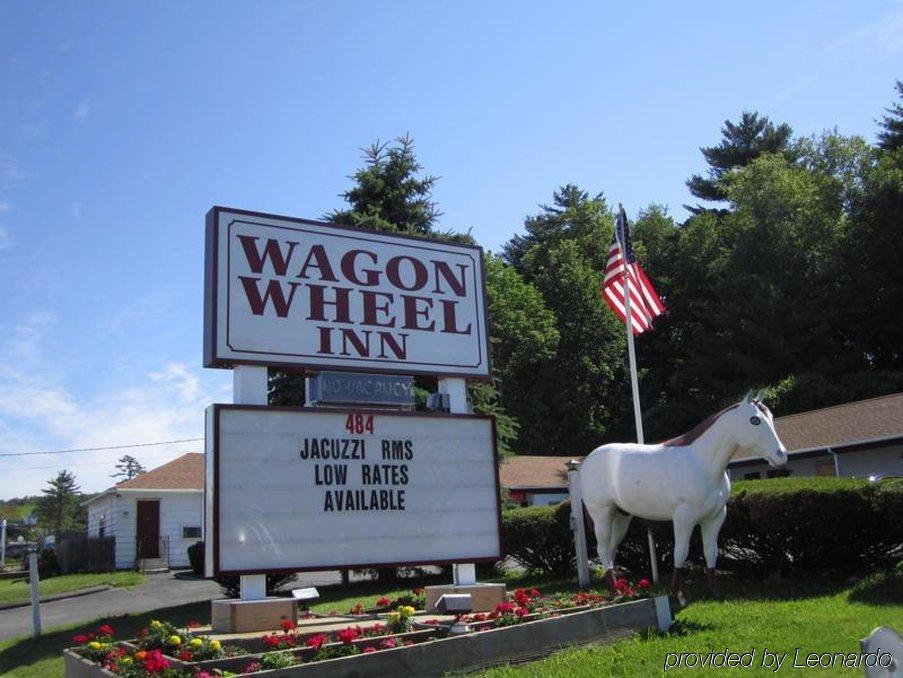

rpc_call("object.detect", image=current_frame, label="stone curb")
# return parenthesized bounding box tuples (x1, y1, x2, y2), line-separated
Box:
(0, 585, 111, 611)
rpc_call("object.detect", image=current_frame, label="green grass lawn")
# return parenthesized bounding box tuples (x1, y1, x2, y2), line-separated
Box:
(0, 571, 143, 606)
(476, 570, 903, 677)
(0, 570, 900, 677)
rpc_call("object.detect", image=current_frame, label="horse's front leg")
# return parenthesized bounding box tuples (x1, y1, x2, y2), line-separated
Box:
(700, 506, 727, 600)
(589, 504, 617, 594)
(671, 504, 696, 606)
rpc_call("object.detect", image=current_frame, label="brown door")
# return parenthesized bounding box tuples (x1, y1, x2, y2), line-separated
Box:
(136, 500, 160, 558)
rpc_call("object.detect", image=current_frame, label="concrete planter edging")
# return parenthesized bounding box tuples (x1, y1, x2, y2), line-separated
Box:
(64, 596, 670, 678)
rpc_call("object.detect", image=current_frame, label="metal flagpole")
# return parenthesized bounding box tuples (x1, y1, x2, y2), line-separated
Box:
(618, 205, 660, 584)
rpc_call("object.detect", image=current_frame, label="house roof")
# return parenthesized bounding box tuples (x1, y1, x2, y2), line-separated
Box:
(733, 391, 903, 461)
(500, 455, 571, 490)
(115, 452, 205, 490)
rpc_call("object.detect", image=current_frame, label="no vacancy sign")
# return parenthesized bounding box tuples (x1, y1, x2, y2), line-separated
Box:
(204, 206, 491, 378)
(204, 405, 502, 576)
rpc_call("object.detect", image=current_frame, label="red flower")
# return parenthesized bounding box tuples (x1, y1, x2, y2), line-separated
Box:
(514, 589, 530, 606)
(336, 627, 360, 645)
(243, 662, 263, 674)
(262, 634, 282, 648)
(637, 578, 650, 590)
(178, 650, 194, 661)
(86, 633, 97, 641)
(362, 646, 376, 653)
(142, 649, 171, 673)
(306, 633, 328, 649)
(494, 602, 516, 614)
(73, 634, 87, 644)
(97, 625, 114, 636)
(514, 607, 528, 617)
(187, 620, 201, 628)
(412, 587, 424, 595)
(376, 597, 391, 607)
(379, 637, 398, 649)
(280, 619, 297, 632)
(530, 588, 541, 597)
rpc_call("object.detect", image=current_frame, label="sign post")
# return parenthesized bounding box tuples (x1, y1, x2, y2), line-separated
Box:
(29, 548, 41, 638)
(1, 518, 6, 567)
(566, 460, 591, 588)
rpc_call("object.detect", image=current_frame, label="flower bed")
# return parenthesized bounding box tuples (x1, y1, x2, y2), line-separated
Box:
(64, 579, 663, 677)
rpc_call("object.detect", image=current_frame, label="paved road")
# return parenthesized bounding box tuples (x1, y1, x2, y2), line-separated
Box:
(0, 570, 343, 641)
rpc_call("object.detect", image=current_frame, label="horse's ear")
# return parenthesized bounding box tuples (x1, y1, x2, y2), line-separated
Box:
(754, 389, 765, 402)
(743, 389, 754, 403)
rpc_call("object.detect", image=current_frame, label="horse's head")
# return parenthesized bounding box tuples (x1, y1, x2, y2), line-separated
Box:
(733, 390, 788, 467)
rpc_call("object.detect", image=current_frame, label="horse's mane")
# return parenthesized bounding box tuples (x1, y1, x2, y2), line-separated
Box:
(660, 403, 739, 447)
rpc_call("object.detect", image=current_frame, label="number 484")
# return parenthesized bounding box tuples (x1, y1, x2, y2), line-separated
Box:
(345, 413, 374, 435)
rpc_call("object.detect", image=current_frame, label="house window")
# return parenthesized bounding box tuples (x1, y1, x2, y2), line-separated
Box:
(744, 472, 761, 480)
(182, 526, 201, 539)
(99, 516, 106, 539)
(766, 468, 792, 478)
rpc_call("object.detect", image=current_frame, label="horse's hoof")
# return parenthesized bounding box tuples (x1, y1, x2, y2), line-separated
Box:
(670, 591, 688, 609)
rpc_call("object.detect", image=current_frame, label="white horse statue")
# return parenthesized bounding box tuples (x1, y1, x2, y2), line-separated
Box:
(579, 390, 787, 601)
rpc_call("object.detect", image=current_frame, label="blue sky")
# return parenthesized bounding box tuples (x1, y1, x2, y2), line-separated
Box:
(1, 1, 901, 498)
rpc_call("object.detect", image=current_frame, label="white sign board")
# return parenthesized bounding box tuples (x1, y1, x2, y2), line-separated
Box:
(204, 206, 491, 378)
(205, 405, 502, 576)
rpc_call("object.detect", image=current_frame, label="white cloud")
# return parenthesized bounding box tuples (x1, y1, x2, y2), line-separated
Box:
(831, 9, 903, 60)
(20, 122, 47, 140)
(0, 151, 24, 185)
(0, 313, 222, 497)
(73, 102, 90, 121)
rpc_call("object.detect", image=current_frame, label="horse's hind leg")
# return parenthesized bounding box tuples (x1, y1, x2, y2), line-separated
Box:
(588, 504, 617, 593)
(609, 511, 633, 578)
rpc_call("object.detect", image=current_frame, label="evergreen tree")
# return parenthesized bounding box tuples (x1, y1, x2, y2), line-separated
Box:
(504, 187, 633, 453)
(327, 134, 440, 235)
(34, 470, 85, 536)
(111, 454, 146, 480)
(687, 112, 796, 204)
(877, 80, 903, 152)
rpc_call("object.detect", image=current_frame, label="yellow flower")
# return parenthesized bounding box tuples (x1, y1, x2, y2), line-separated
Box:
(150, 620, 162, 629)
(387, 612, 401, 623)
(190, 638, 203, 648)
(120, 657, 133, 666)
(168, 635, 182, 645)
(209, 640, 221, 651)
(88, 641, 101, 650)
(399, 605, 416, 617)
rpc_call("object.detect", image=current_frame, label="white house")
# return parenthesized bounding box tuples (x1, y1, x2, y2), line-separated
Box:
(84, 453, 204, 570)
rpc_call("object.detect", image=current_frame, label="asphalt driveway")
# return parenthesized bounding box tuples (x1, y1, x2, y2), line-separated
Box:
(0, 570, 342, 641)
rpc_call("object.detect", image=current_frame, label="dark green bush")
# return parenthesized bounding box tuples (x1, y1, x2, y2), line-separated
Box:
(187, 541, 204, 575)
(502, 504, 576, 574)
(502, 478, 903, 577)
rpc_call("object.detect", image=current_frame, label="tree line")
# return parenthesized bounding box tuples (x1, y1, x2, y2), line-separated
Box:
(274, 81, 903, 460)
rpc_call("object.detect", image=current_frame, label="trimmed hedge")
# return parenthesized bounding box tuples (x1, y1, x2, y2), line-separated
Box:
(502, 478, 903, 576)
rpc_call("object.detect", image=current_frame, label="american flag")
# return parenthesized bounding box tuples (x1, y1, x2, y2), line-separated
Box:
(602, 205, 666, 334)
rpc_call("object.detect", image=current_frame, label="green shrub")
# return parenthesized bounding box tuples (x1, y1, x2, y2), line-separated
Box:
(502, 505, 576, 574)
(502, 478, 903, 577)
